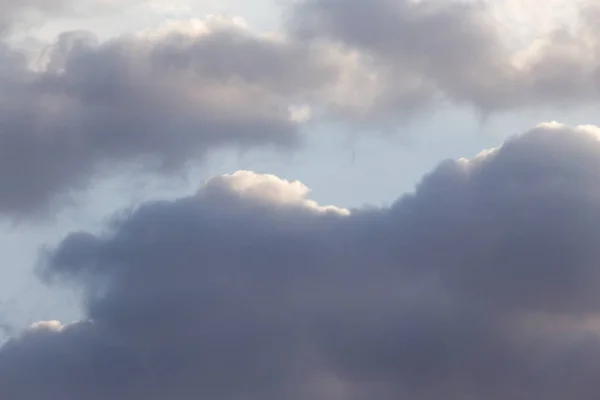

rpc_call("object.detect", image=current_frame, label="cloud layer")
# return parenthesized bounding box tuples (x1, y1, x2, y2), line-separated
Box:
(1, 0, 600, 216)
(3, 123, 600, 399)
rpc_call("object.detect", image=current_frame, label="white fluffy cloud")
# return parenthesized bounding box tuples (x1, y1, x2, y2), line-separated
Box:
(202, 170, 350, 214)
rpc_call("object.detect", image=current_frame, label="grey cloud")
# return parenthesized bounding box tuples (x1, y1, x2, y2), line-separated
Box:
(289, 0, 600, 121)
(4, 124, 600, 399)
(3, 1, 600, 218)
(0, 24, 337, 217)
(292, 0, 511, 105)
(383, 124, 600, 313)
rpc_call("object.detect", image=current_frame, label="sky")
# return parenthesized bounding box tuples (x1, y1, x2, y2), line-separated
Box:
(2, 0, 600, 398)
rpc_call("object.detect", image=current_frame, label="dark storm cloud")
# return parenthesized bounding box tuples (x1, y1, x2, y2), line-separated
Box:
(289, 0, 600, 121)
(4, 123, 600, 399)
(0, 23, 337, 217)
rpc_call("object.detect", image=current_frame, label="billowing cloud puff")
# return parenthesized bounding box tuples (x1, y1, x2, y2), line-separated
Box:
(0, 19, 338, 217)
(3, 123, 600, 399)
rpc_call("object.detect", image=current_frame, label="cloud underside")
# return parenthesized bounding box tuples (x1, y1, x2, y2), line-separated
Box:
(2, 123, 600, 399)
(1, 0, 600, 215)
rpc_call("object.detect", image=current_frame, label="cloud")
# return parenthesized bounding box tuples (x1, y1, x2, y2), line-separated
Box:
(0, 0, 67, 34)
(289, 0, 600, 121)
(4, 123, 600, 399)
(2, 1, 600, 217)
(0, 19, 340, 217)
(0, 0, 118, 36)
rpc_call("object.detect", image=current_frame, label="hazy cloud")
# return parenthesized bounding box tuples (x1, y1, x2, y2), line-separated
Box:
(3, 124, 600, 399)
(0, 0, 67, 34)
